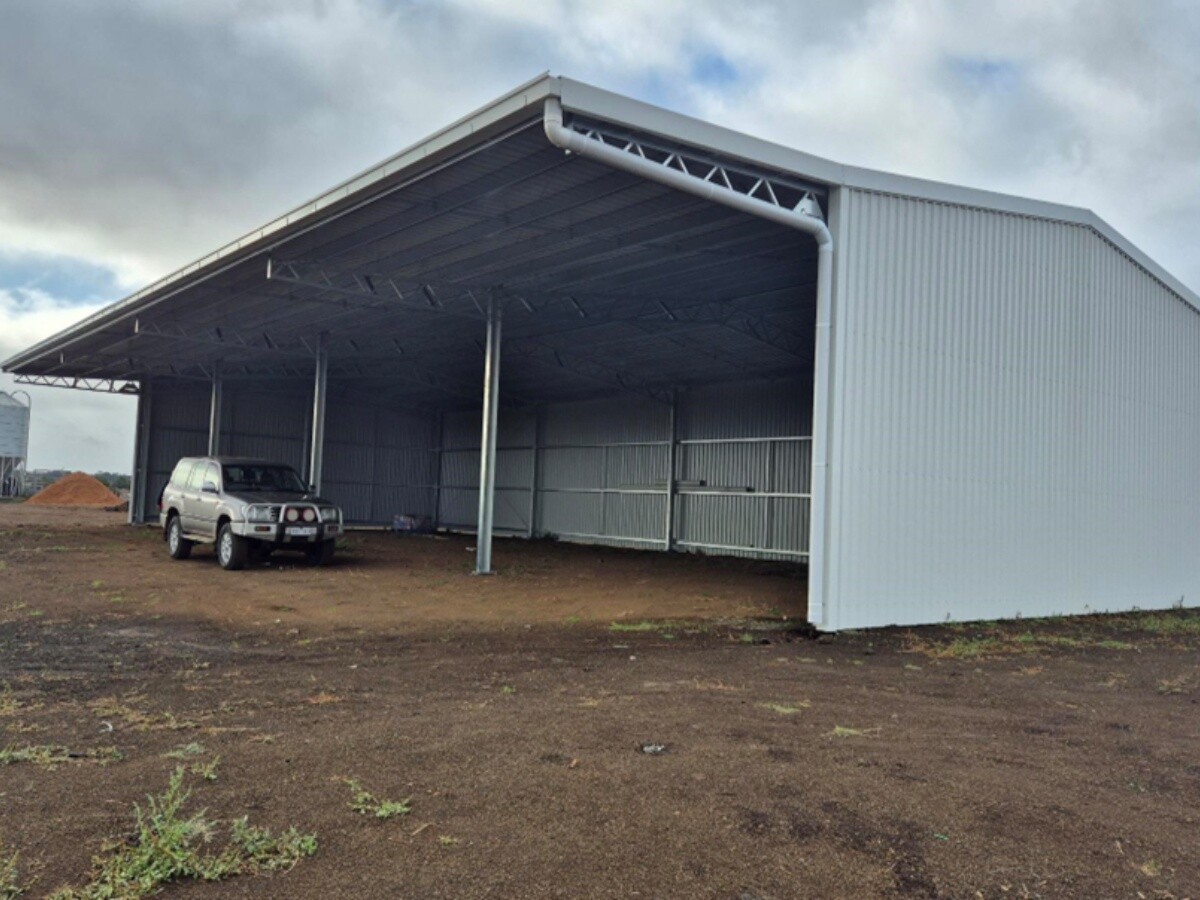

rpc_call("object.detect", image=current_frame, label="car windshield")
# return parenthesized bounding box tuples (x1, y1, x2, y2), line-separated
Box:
(222, 464, 307, 493)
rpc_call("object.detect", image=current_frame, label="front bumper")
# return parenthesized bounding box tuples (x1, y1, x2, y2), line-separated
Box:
(231, 520, 342, 544)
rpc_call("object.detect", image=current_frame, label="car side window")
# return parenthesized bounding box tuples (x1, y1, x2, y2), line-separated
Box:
(171, 460, 195, 488)
(186, 462, 209, 491)
(202, 462, 221, 492)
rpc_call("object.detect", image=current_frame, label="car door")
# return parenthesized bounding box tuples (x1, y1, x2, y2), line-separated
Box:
(180, 460, 209, 534)
(191, 461, 222, 539)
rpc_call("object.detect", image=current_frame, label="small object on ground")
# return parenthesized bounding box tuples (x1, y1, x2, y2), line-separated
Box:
(392, 513, 434, 534)
(640, 742, 668, 755)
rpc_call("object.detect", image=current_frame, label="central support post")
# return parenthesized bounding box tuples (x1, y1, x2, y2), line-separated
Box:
(309, 332, 329, 493)
(207, 361, 223, 457)
(664, 388, 677, 550)
(475, 295, 502, 575)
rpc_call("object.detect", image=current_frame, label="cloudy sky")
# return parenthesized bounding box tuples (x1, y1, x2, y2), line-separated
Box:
(2, 0, 1198, 472)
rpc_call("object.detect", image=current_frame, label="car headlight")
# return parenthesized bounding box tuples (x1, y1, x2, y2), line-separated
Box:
(319, 507, 341, 523)
(245, 505, 276, 522)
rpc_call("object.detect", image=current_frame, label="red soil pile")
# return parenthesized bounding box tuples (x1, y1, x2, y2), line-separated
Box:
(26, 472, 124, 508)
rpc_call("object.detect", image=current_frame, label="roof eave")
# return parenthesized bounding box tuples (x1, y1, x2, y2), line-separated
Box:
(3, 72, 560, 373)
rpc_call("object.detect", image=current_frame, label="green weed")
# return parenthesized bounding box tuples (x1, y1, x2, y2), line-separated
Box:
(228, 817, 317, 871)
(163, 742, 205, 760)
(46, 768, 316, 899)
(190, 757, 220, 781)
(0, 685, 21, 716)
(0, 745, 121, 769)
(760, 702, 810, 715)
(1131, 613, 1200, 636)
(608, 621, 661, 633)
(345, 778, 411, 820)
(0, 839, 23, 900)
(828, 726, 881, 739)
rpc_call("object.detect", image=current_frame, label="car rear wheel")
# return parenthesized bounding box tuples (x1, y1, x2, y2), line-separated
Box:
(306, 539, 336, 566)
(167, 515, 192, 560)
(217, 523, 248, 571)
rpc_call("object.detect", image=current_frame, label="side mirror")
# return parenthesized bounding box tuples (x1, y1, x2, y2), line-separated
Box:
(202, 481, 219, 494)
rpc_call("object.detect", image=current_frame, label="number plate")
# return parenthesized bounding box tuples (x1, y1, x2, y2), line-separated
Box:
(286, 526, 318, 537)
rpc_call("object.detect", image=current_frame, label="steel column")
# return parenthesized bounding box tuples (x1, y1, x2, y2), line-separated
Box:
(309, 332, 329, 493)
(527, 405, 540, 538)
(433, 410, 445, 528)
(207, 361, 223, 457)
(664, 389, 677, 550)
(475, 295, 502, 574)
(132, 381, 153, 523)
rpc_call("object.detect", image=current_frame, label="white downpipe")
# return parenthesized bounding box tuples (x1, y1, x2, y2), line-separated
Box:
(543, 98, 834, 628)
(309, 332, 329, 494)
(475, 294, 502, 575)
(207, 361, 223, 457)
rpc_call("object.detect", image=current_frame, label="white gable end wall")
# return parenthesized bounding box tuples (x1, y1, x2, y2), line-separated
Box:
(824, 189, 1200, 630)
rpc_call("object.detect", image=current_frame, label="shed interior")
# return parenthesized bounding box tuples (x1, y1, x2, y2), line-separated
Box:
(17, 115, 822, 562)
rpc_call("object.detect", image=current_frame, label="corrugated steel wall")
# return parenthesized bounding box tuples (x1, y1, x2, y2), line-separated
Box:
(141, 382, 208, 521)
(433, 381, 812, 559)
(139, 377, 811, 561)
(825, 188, 1200, 629)
(324, 401, 439, 523)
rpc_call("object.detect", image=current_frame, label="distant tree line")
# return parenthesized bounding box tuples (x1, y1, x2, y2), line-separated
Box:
(22, 469, 131, 494)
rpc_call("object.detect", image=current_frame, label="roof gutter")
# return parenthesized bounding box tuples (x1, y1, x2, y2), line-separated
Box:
(543, 97, 835, 628)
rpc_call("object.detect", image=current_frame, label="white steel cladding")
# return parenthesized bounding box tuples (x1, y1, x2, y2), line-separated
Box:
(432, 379, 810, 559)
(824, 189, 1200, 630)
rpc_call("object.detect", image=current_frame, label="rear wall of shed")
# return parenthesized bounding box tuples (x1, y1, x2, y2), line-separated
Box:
(137, 376, 813, 563)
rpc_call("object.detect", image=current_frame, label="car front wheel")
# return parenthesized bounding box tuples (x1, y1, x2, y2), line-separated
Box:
(306, 539, 336, 566)
(216, 523, 248, 571)
(167, 515, 192, 560)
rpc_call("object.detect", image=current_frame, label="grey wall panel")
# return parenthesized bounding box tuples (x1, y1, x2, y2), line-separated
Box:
(142, 382, 209, 521)
(680, 381, 811, 438)
(222, 387, 308, 474)
(531, 380, 810, 557)
(542, 396, 667, 445)
(438, 408, 534, 530)
(322, 403, 438, 523)
(825, 188, 1200, 629)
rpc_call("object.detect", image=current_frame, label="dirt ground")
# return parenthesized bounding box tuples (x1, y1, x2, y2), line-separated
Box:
(1, 504, 1198, 899)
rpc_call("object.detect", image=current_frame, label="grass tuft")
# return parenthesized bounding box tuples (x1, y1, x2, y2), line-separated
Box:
(163, 742, 205, 760)
(0, 745, 121, 769)
(345, 778, 411, 820)
(828, 725, 881, 739)
(608, 621, 662, 633)
(0, 839, 23, 900)
(46, 767, 316, 899)
(190, 757, 220, 781)
(0, 685, 22, 717)
(759, 701, 810, 715)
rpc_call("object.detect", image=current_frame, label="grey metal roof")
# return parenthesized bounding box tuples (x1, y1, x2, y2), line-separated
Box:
(5, 73, 1196, 406)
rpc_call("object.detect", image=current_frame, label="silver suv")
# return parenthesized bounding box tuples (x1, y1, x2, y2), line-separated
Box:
(159, 456, 344, 570)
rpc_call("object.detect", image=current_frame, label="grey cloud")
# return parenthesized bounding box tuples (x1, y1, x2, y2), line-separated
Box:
(1, 0, 1199, 472)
